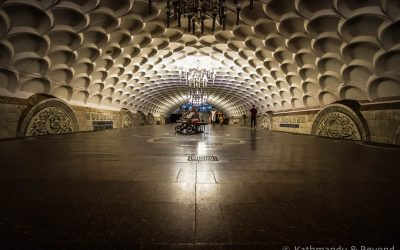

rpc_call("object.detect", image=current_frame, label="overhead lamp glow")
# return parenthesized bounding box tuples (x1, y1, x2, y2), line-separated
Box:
(177, 57, 214, 106)
(175, 55, 219, 70)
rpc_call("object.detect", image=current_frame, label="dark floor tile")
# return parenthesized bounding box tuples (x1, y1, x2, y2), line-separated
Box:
(0, 200, 133, 243)
(196, 184, 255, 204)
(0, 125, 399, 246)
(110, 202, 195, 244)
(47, 180, 136, 203)
(196, 204, 230, 243)
(242, 182, 330, 203)
(120, 182, 195, 203)
(134, 170, 180, 182)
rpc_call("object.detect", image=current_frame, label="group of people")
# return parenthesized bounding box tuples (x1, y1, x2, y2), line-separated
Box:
(210, 109, 224, 126)
(181, 108, 198, 120)
(181, 104, 258, 128)
(181, 108, 225, 126)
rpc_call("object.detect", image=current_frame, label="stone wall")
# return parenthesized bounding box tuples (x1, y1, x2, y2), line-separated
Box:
(360, 102, 400, 145)
(154, 115, 166, 125)
(0, 95, 158, 139)
(73, 106, 93, 132)
(362, 109, 400, 144)
(0, 102, 27, 138)
(1, 95, 399, 145)
(235, 100, 400, 145)
(239, 112, 315, 134)
(271, 113, 316, 135)
(73, 106, 122, 131)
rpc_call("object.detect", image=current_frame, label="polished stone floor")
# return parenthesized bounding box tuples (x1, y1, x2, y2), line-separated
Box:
(0, 125, 399, 249)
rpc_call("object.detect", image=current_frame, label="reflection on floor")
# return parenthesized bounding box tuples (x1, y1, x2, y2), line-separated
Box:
(0, 125, 399, 249)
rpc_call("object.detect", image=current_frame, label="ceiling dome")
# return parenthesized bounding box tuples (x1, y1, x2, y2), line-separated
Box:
(0, 0, 399, 116)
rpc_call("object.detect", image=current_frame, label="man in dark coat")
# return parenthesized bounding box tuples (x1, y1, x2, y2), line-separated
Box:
(250, 105, 257, 128)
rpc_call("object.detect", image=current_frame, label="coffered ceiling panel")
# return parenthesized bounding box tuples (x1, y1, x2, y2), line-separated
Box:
(0, 0, 399, 116)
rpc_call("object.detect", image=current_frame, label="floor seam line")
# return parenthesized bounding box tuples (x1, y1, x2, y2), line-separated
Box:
(194, 162, 198, 244)
(219, 203, 232, 243)
(212, 170, 218, 183)
(175, 170, 181, 183)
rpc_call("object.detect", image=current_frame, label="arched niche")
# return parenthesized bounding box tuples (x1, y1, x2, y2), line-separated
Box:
(159, 115, 166, 125)
(147, 113, 155, 125)
(120, 108, 134, 128)
(259, 113, 272, 130)
(136, 111, 146, 126)
(17, 94, 79, 137)
(311, 101, 369, 141)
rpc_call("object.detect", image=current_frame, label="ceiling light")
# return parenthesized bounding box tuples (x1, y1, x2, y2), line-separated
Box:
(149, 0, 253, 34)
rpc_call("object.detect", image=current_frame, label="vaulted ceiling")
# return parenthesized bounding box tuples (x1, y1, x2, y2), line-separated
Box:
(0, 0, 399, 116)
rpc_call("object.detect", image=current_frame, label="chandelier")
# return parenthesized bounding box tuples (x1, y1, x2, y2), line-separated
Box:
(181, 67, 215, 88)
(189, 88, 208, 106)
(180, 60, 215, 105)
(150, 0, 254, 34)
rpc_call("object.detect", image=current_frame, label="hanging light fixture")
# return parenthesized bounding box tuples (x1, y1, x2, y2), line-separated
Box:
(181, 67, 215, 88)
(152, 0, 253, 34)
(179, 60, 215, 106)
(189, 88, 208, 106)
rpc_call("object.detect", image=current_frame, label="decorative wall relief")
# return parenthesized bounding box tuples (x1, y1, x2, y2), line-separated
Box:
(131, 113, 139, 126)
(26, 107, 73, 136)
(316, 112, 361, 140)
(260, 115, 271, 130)
(159, 115, 166, 125)
(137, 111, 146, 126)
(148, 113, 155, 125)
(121, 114, 132, 128)
(311, 103, 369, 141)
(18, 97, 79, 137)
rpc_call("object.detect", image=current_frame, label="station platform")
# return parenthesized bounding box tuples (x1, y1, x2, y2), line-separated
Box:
(0, 125, 399, 248)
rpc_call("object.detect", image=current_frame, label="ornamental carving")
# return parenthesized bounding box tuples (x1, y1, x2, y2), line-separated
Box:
(26, 107, 73, 136)
(137, 112, 145, 125)
(316, 112, 361, 140)
(260, 116, 271, 130)
(160, 115, 166, 125)
(121, 114, 132, 128)
(148, 114, 154, 125)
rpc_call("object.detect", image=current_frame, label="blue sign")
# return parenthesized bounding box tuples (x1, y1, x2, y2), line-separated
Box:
(181, 103, 212, 112)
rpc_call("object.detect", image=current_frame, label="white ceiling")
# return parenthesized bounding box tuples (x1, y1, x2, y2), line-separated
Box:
(0, 0, 399, 116)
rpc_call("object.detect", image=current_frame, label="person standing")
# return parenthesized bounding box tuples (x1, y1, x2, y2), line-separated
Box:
(218, 112, 224, 126)
(211, 108, 216, 126)
(250, 105, 257, 128)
